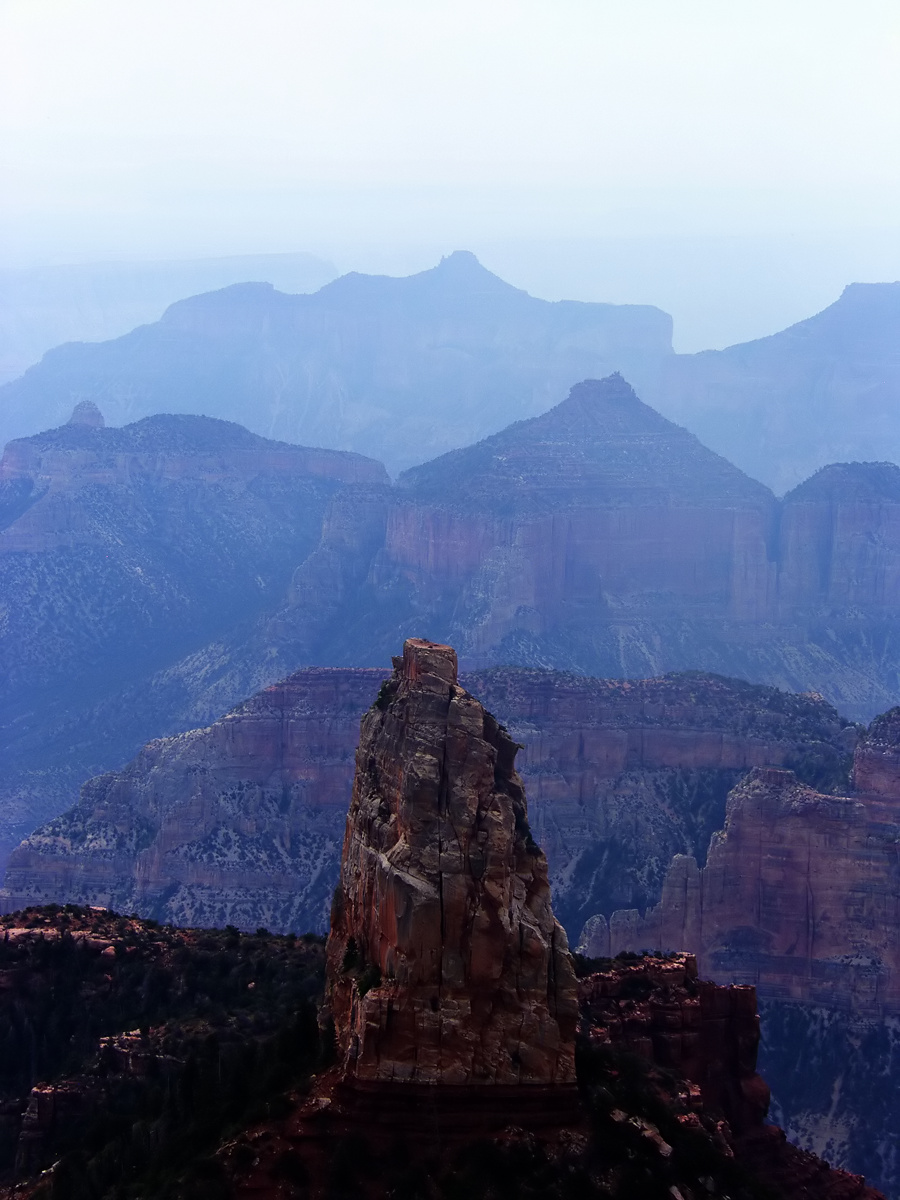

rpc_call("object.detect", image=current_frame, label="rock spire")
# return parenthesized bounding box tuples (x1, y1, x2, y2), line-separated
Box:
(324, 638, 578, 1092)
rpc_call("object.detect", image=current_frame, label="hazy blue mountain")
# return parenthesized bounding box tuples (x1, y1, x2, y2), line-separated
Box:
(648, 281, 900, 493)
(5, 380, 900, 880)
(0, 251, 673, 473)
(0, 251, 338, 385)
(221, 377, 900, 724)
(5, 253, 899, 491)
(0, 407, 386, 865)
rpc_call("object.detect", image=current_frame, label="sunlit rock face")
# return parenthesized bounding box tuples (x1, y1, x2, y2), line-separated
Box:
(325, 639, 578, 1088)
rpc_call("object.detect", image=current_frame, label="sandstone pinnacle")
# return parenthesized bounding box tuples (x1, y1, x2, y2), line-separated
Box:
(324, 637, 578, 1090)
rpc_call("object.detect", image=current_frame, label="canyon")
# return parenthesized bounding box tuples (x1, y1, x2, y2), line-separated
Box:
(0, 403, 386, 864)
(0, 665, 853, 940)
(4, 371, 900, 877)
(0, 641, 890, 1196)
(267, 374, 900, 722)
(600, 707, 900, 1017)
(218, 643, 881, 1199)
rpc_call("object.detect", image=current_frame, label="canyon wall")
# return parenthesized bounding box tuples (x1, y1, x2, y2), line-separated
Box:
(266, 377, 900, 722)
(1, 666, 852, 939)
(603, 713, 900, 1016)
(0, 409, 387, 866)
(4, 374, 900, 883)
(598, 706, 900, 1192)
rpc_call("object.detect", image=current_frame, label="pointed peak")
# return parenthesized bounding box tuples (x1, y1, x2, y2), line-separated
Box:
(546, 374, 674, 433)
(423, 250, 523, 296)
(563, 373, 641, 407)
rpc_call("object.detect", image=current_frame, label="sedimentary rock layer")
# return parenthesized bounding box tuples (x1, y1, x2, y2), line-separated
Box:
(603, 710, 900, 1018)
(1, 669, 851, 936)
(272, 377, 900, 720)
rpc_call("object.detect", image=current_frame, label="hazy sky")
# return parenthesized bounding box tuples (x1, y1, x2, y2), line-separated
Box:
(2, 0, 899, 347)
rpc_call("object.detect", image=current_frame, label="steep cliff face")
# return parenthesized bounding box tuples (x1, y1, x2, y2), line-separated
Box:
(600, 710, 900, 1192)
(324, 639, 578, 1094)
(263, 376, 900, 721)
(2, 668, 851, 939)
(603, 713, 900, 1015)
(0, 669, 386, 933)
(274, 374, 781, 669)
(6, 376, 900, 881)
(375, 374, 776, 639)
(777, 462, 900, 611)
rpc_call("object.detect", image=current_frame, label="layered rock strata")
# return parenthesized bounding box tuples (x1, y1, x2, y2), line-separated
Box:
(324, 639, 579, 1110)
(217, 948, 883, 1199)
(603, 711, 900, 1017)
(0, 409, 388, 865)
(597, 706, 900, 1193)
(267, 377, 900, 721)
(1, 669, 851, 939)
(0, 669, 387, 933)
(6, 377, 900, 887)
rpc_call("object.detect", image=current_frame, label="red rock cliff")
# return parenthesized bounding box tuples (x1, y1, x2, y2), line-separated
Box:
(604, 710, 900, 1016)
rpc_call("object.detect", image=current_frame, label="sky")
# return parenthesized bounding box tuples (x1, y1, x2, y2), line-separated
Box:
(2, 0, 900, 348)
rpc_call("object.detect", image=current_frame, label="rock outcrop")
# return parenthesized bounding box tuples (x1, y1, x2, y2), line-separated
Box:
(2, 668, 852, 939)
(576, 953, 882, 1200)
(603, 713, 900, 1017)
(324, 639, 579, 1100)
(577, 952, 769, 1135)
(66, 400, 104, 428)
(599, 707, 900, 1192)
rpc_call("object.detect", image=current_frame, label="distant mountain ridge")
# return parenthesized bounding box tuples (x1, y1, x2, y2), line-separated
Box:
(3, 377, 900, 876)
(0, 250, 338, 385)
(3, 254, 900, 490)
(647, 281, 900, 492)
(0, 252, 673, 473)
